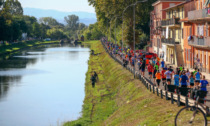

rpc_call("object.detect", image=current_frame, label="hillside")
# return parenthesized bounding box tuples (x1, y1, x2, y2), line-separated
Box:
(23, 8, 97, 25)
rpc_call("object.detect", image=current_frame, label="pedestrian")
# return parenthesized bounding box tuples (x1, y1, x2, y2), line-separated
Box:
(174, 71, 180, 87)
(189, 72, 195, 88)
(90, 73, 96, 88)
(164, 68, 172, 85)
(199, 75, 209, 91)
(155, 70, 161, 88)
(94, 71, 98, 82)
(195, 69, 202, 87)
(180, 71, 188, 88)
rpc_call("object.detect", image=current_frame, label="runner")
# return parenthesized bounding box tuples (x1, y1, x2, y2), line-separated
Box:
(147, 62, 153, 79)
(174, 71, 180, 87)
(199, 75, 209, 91)
(161, 59, 165, 68)
(195, 69, 202, 87)
(153, 65, 157, 83)
(155, 70, 161, 88)
(141, 60, 146, 77)
(180, 71, 188, 88)
(189, 72, 195, 88)
(164, 68, 172, 85)
(161, 68, 166, 86)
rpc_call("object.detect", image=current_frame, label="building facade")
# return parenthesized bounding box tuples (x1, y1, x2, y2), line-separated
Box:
(150, 0, 185, 62)
(187, 0, 210, 73)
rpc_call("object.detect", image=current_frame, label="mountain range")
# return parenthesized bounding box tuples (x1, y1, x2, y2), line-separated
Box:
(23, 8, 97, 25)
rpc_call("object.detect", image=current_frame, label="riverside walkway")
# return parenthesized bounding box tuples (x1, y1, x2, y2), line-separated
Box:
(101, 40, 210, 113)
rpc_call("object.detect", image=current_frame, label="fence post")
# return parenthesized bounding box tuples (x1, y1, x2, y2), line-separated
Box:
(185, 97, 188, 107)
(147, 83, 149, 89)
(161, 90, 163, 99)
(177, 94, 180, 107)
(153, 85, 155, 94)
(150, 85, 151, 92)
(157, 88, 159, 96)
(165, 91, 168, 100)
(171, 93, 174, 104)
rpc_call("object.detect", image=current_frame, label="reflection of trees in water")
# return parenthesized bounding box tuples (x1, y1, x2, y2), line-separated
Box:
(0, 57, 37, 69)
(0, 76, 22, 99)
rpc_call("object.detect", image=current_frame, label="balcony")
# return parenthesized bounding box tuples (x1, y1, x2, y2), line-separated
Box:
(188, 36, 210, 48)
(161, 18, 180, 28)
(161, 38, 180, 45)
(188, 7, 210, 21)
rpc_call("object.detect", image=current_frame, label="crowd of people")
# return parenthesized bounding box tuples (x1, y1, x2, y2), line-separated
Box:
(101, 38, 209, 92)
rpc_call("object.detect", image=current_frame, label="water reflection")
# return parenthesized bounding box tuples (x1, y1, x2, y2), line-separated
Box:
(0, 44, 90, 126)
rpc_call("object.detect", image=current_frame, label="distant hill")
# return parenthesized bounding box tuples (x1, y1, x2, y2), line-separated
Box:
(23, 8, 97, 25)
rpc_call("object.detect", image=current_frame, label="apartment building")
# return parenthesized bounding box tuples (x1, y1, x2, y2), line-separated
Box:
(150, 0, 185, 61)
(187, 0, 210, 73)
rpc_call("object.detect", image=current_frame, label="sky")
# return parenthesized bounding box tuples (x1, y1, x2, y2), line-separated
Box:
(18, 0, 96, 13)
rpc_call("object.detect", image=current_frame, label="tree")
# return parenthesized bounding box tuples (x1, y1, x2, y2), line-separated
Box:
(3, 0, 23, 15)
(64, 15, 79, 31)
(47, 28, 67, 40)
(32, 22, 41, 38)
(39, 17, 64, 29)
(88, 0, 156, 49)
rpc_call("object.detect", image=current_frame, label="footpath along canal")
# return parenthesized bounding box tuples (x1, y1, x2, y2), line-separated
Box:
(0, 43, 90, 126)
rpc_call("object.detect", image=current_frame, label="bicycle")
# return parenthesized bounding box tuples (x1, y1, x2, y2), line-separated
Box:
(175, 89, 210, 126)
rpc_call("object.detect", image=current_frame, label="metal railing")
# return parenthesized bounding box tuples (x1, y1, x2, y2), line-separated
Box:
(161, 38, 180, 44)
(161, 18, 180, 26)
(188, 36, 210, 47)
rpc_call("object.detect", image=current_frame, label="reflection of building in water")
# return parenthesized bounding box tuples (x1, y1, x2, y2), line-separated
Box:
(0, 76, 22, 99)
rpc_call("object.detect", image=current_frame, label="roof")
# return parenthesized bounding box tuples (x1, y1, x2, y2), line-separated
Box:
(152, 0, 186, 6)
(161, 0, 192, 11)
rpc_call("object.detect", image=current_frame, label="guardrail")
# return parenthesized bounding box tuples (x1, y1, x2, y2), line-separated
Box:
(101, 41, 209, 113)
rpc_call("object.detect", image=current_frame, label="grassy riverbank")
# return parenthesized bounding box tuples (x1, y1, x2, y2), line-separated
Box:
(0, 40, 60, 55)
(64, 40, 182, 126)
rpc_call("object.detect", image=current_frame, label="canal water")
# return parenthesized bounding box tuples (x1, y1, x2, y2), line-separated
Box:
(0, 44, 90, 126)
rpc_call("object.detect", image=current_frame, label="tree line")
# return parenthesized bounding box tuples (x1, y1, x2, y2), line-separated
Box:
(0, 0, 104, 43)
(88, 0, 156, 49)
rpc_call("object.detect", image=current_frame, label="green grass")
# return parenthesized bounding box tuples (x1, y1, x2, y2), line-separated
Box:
(63, 40, 185, 126)
(0, 40, 60, 55)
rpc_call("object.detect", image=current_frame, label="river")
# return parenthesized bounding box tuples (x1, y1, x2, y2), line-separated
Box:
(0, 44, 90, 126)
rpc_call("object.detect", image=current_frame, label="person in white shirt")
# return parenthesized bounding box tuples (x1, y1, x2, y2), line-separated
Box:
(164, 68, 172, 85)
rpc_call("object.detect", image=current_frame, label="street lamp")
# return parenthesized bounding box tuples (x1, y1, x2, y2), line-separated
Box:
(132, 0, 148, 78)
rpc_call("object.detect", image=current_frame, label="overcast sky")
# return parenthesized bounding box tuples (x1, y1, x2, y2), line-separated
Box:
(18, 0, 95, 13)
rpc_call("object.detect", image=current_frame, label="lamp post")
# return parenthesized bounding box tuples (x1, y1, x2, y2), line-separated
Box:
(133, 0, 148, 78)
